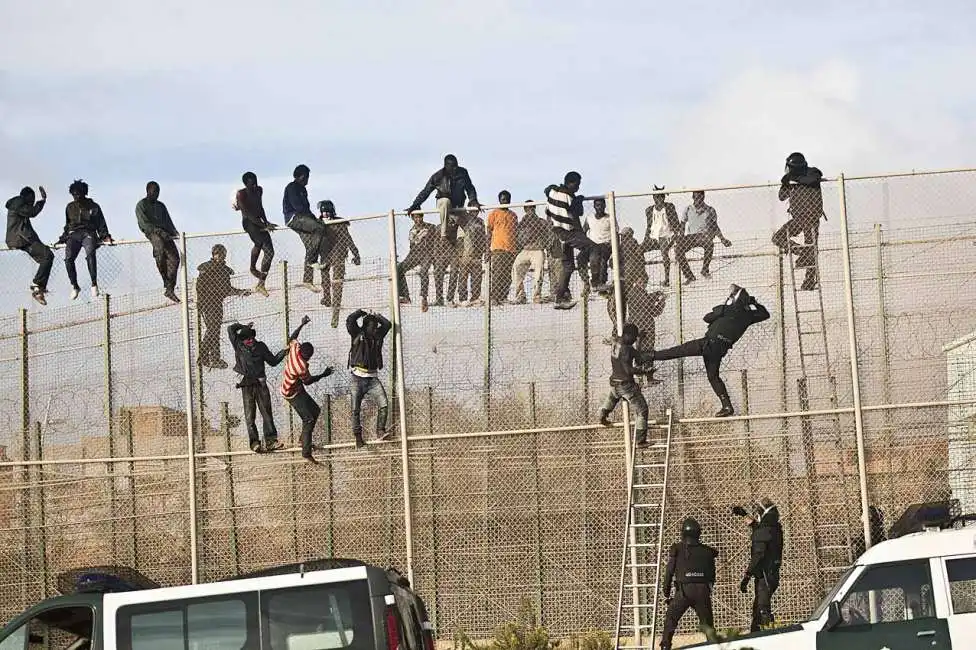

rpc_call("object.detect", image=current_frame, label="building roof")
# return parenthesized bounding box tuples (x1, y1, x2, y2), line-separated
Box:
(859, 526, 976, 565)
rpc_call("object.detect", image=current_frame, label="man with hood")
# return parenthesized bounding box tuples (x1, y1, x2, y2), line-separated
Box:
(5, 185, 52, 305)
(648, 284, 769, 417)
(136, 181, 181, 303)
(197, 244, 250, 370)
(406, 154, 481, 240)
(228, 318, 302, 453)
(234, 171, 277, 296)
(598, 323, 658, 447)
(283, 164, 333, 293)
(733, 498, 785, 632)
(59, 179, 113, 300)
(347, 308, 393, 448)
(317, 200, 361, 324)
(772, 152, 825, 291)
(660, 517, 718, 650)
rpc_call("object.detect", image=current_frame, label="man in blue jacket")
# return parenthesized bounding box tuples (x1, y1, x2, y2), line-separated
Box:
(283, 164, 332, 292)
(650, 284, 770, 417)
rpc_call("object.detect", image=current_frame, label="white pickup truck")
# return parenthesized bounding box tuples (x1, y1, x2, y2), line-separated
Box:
(687, 511, 976, 649)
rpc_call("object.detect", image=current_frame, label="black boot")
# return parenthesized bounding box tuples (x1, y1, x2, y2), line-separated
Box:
(715, 395, 734, 418)
(635, 428, 649, 447)
(599, 409, 612, 427)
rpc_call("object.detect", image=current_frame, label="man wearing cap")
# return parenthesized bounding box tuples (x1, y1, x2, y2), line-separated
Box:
(406, 154, 481, 241)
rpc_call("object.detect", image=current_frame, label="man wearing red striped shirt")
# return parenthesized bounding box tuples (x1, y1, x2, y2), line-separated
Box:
(281, 314, 334, 463)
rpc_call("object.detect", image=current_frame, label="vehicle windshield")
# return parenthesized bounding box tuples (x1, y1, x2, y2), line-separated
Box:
(809, 565, 858, 620)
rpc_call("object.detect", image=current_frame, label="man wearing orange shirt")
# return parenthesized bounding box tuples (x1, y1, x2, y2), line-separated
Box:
(486, 190, 518, 306)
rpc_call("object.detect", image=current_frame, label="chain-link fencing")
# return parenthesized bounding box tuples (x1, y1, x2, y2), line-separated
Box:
(1, 169, 975, 643)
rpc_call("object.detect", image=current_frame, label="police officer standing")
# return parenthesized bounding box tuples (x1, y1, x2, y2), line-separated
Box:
(733, 498, 785, 632)
(660, 518, 718, 650)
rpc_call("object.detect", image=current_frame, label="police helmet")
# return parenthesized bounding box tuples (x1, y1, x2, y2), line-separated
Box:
(681, 517, 702, 539)
(785, 152, 808, 171)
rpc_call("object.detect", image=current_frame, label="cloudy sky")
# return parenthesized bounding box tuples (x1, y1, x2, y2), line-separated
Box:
(1, 0, 974, 256)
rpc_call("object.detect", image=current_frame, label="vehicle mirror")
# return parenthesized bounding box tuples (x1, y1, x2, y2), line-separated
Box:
(825, 601, 843, 631)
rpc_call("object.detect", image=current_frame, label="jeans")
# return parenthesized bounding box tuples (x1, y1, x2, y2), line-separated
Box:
(18, 240, 54, 290)
(240, 379, 277, 445)
(243, 222, 274, 280)
(601, 381, 649, 440)
(511, 249, 545, 302)
(351, 375, 389, 438)
(288, 213, 333, 283)
(397, 251, 432, 301)
(287, 390, 320, 457)
(653, 337, 732, 402)
(148, 231, 181, 291)
(64, 230, 99, 288)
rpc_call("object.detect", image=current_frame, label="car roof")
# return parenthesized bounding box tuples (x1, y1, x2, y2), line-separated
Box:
(860, 526, 976, 565)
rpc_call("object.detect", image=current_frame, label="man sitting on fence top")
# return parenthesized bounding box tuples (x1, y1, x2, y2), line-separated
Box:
(136, 181, 181, 303)
(406, 154, 480, 241)
(5, 185, 52, 305)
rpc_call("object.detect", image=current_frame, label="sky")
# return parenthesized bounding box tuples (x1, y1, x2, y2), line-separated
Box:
(1, 0, 975, 260)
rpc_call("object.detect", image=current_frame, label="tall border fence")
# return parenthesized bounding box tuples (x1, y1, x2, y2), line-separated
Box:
(2, 168, 976, 640)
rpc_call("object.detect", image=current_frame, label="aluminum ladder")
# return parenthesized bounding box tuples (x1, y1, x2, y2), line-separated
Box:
(786, 242, 855, 593)
(613, 408, 674, 650)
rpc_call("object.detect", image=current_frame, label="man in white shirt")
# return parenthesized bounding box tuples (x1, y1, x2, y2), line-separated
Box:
(677, 191, 732, 279)
(583, 197, 614, 293)
(642, 186, 694, 287)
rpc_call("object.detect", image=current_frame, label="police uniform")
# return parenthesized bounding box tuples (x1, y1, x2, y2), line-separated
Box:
(743, 503, 784, 632)
(660, 520, 718, 650)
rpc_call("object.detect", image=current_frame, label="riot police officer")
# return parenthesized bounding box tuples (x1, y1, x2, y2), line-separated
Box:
(660, 518, 718, 650)
(734, 498, 785, 632)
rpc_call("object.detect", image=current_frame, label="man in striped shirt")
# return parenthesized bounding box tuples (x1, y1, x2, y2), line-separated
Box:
(545, 171, 608, 310)
(281, 314, 334, 463)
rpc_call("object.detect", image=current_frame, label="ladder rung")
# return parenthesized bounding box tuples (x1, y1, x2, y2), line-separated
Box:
(797, 309, 823, 314)
(818, 545, 851, 551)
(632, 483, 662, 489)
(632, 505, 662, 509)
(799, 329, 823, 335)
(627, 563, 660, 567)
(630, 543, 661, 548)
(630, 522, 660, 527)
(634, 463, 666, 469)
(623, 583, 658, 588)
(801, 351, 827, 356)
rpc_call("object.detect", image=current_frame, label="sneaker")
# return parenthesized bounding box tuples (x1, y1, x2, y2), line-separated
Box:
(591, 282, 613, 293)
(308, 262, 325, 271)
(69, 286, 80, 301)
(376, 429, 393, 442)
(265, 440, 285, 452)
(554, 299, 578, 310)
(250, 441, 263, 453)
(354, 434, 366, 449)
(31, 288, 47, 305)
(715, 405, 734, 418)
(253, 281, 269, 297)
(163, 288, 181, 303)
(91, 285, 100, 298)
(302, 282, 322, 294)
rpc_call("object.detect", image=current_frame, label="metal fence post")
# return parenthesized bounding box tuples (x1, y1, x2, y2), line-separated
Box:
(281, 261, 300, 561)
(874, 224, 894, 506)
(387, 209, 415, 584)
(34, 422, 48, 597)
(178, 232, 200, 584)
(104, 294, 118, 559)
(837, 175, 872, 550)
(220, 402, 240, 575)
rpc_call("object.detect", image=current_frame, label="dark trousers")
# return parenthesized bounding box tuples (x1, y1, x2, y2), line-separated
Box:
(661, 583, 714, 650)
(590, 242, 611, 286)
(243, 222, 274, 280)
(397, 251, 432, 301)
(64, 230, 99, 288)
(676, 233, 715, 275)
(240, 379, 277, 445)
(456, 258, 482, 302)
(287, 390, 320, 457)
(555, 229, 600, 301)
(148, 231, 181, 291)
(644, 236, 694, 285)
(351, 375, 389, 438)
(653, 337, 732, 402)
(288, 214, 332, 283)
(321, 259, 346, 305)
(17, 240, 54, 290)
(750, 576, 777, 632)
(199, 302, 223, 365)
(434, 243, 460, 303)
(489, 250, 515, 303)
(772, 214, 819, 289)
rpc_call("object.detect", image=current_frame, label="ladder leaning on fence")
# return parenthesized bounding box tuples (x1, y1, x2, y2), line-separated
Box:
(786, 242, 856, 593)
(613, 408, 674, 650)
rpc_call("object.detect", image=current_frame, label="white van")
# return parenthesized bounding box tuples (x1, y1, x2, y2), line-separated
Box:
(0, 558, 434, 650)
(687, 508, 976, 649)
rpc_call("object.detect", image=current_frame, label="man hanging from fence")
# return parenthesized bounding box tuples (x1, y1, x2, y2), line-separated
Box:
(456, 212, 486, 307)
(660, 517, 718, 650)
(228, 320, 290, 453)
(233, 171, 277, 297)
(676, 191, 732, 280)
(347, 308, 393, 448)
(59, 179, 113, 300)
(607, 284, 667, 387)
(283, 164, 333, 293)
(733, 498, 785, 632)
(772, 152, 825, 291)
(397, 212, 438, 312)
(406, 154, 481, 240)
(197, 244, 251, 370)
(317, 200, 361, 325)
(5, 185, 52, 305)
(136, 181, 181, 303)
(598, 323, 658, 447)
(618, 226, 649, 290)
(649, 284, 769, 417)
(546, 172, 607, 310)
(511, 200, 549, 304)
(281, 314, 334, 464)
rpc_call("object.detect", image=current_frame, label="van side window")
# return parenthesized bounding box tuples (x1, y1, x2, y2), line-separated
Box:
(262, 581, 375, 650)
(838, 560, 935, 626)
(118, 595, 255, 650)
(946, 556, 976, 614)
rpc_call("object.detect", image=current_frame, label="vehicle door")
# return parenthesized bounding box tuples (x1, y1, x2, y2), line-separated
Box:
(815, 559, 951, 649)
(942, 554, 976, 642)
